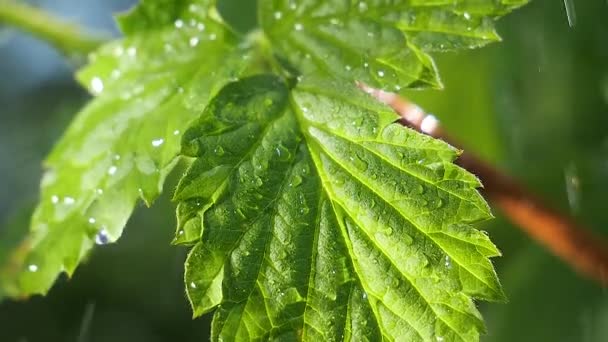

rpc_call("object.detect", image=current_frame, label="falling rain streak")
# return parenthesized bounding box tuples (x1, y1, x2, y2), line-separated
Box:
(563, 0, 577, 28)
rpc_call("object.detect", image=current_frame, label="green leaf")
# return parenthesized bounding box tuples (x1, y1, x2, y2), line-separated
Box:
(260, 0, 528, 90)
(176, 74, 503, 341)
(0, 0, 256, 297)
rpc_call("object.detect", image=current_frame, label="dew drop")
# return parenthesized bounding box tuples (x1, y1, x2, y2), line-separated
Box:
(63, 197, 75, 205)
(88, 217, 96, 224)
(173, 130, 180, 136)
(444, 255, 452, 269)
(209, 33, 217, 40)
(189, 37, 199, 47)
(28, 264, 38, 272)
(51, 195, 59, 204)
(190, 282, 197, 289)
(463, 12, 471, 20)
(174, 19, 184, 28)
(196, 23, 205, 31)
(274, 11, 283, 20)
(377, 70, 385, 78)
(294, 23, 303, 31)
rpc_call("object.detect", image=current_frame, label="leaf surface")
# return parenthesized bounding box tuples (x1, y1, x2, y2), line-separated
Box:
(176, 75, 503, 341)
(0, 0, 256, 296)
(260, 0, 527, 90)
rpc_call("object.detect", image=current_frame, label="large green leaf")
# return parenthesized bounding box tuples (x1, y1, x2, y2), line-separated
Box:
(175, 74, 503, 341)
(0, 0, 256, 297)
(260, 0, 528, 90)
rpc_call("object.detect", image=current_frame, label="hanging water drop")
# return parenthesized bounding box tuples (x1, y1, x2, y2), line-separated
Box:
(95, 229, 109, 245)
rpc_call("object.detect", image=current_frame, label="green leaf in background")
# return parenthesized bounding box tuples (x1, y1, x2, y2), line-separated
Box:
(0, 0, 256, 297)
(176, 74, 503, 341)
(260, 0, 528, 91)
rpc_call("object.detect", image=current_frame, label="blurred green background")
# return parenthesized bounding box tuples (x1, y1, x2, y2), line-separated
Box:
(1, 0, 607, 341)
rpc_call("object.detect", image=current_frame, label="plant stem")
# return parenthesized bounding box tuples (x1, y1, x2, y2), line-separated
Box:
(364, 86, 608, 286)
(0, 0, 107, 56)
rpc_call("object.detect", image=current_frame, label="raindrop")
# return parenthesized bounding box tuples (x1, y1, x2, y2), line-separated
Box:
(294, 23, 303, 31)
(290, 175, 303, 187)
(563, 0, 577, 28)
(209, 33, 217, 40)
(345, 65, 352, 71)
(564, 162, 581, 213)
(358, 1, 368, 12)
(414, 184, 425, 194)
(274, 11, 283, 20)
(444, 255, 452, 269)
(126, 47, 137, 57)
(112, 46, 124, 57)
(463, 12, 471, 20)
(436, 336, 444, 342)
(190, 282, 197, 289)
(63, 197, 75, 205)
(108, 166, 118, 175)
(151, 138, 165, 147)
(196, 23, 205, 31)
(189, 37, 199, 47)
(51, 195, 59, 204)
(28, 264, 38, 272)
(402, 233, 413, 245)
(349, 154, 368, 171)
(96, 189, 104, 195)
(90, 77, 104, 95)
(88, 217, 96, 224)
(174, 19, 184, 29)
(95, 229, 109, 245)
(214, 146, 225, 156)
(377, 70, 385, 77)
(173, 130, 181, 136)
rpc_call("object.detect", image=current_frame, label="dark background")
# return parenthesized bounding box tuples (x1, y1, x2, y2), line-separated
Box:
(1, 0, 607, 341)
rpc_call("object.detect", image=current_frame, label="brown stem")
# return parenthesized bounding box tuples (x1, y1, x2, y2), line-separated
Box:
(363, 86, 608, 286)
